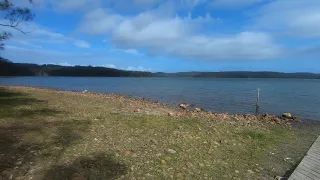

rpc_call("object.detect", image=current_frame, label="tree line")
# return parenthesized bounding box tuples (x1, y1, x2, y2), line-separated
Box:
(0, 58, 153, 77)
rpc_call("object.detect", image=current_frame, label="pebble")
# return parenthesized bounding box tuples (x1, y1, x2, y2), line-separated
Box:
(247, 170, 254, 174)
(167, 149, 177, 154)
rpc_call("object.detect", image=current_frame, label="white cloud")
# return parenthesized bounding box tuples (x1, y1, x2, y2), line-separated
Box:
(112, 13, 280, 60)
(127, 66, 152, 72)
(73, 40, 91, 48)
(110, 48, 143, 56)
(47, 0, 103, 11)
(77, 8, 281, 60)
(0, 20, 90, 49)
(254, 0, 320, 38)
(79, 8, 124, 34)
(102, 64, 117, 68)
(210, 0, 265, 9)
(55, 62, 73, 66)
(124, 49, 142, 55)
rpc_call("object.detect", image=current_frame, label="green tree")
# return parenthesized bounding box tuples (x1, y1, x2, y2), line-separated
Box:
(0, 0, 34, 50)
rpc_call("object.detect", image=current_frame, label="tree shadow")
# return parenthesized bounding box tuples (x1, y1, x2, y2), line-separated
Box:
(0, 119, 92, 180)
(0, 87, 128, 180)
(43, 153, 128, 180)
(0, 87, 47, 108)
(0, 87, 92, 179)
(0, 87, 63, 120)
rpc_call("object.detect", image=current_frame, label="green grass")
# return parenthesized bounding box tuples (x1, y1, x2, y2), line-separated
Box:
(0, 86, 318, 180)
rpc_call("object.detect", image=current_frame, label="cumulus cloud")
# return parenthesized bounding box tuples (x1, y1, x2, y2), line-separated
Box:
(210, 0, 265, 9)
(2, 45, 108, 65)
(78, 8, 280, 60)
(127, 66, 152, 72)
(0, 20, 90, 49)
(79, 8, 124, 34)
(47, 0, 103, 11)
(73, 40, 91, 48)
(110, 48, 143, 56)
(254, 0, 320, 38)
(102, 64, 117, 68)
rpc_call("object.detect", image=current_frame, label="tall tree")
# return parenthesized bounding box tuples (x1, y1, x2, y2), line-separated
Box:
(0, 0, 34, 50)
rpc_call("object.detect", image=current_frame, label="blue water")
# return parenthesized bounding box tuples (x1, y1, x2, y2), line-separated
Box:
(1, 77, 319, 121)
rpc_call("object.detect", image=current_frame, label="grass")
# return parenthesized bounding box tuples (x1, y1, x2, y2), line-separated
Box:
(0, 86, 318, 180)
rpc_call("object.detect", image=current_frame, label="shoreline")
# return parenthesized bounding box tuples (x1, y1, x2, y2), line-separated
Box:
(2, 85, 317, 128)
(0, 85, 319, 179)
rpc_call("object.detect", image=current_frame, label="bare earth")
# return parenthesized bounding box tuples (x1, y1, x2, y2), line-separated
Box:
(0, 86, 319, 180)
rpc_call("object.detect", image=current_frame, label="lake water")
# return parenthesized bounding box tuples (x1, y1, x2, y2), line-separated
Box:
(0, 77, 319, 121)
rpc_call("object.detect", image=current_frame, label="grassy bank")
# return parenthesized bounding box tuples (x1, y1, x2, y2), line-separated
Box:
(0, 86, 318, 180)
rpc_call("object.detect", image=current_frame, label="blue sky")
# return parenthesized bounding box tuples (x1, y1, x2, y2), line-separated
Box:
(1, 0, 320, 72)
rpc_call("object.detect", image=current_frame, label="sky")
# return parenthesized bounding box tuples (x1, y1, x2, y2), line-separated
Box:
(1, 0, 320, 73)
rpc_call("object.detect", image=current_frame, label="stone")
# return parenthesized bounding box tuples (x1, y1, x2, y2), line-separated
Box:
(275, 176, 287, 180)
(282, 113, 292, 119)
(150, 139, 158, 144)
(168, 112, 174, 117)
(179, 103, 188, 109)
(247, 170, 254, 174)
(194, 108, 201, 112)
(72, 174, 87, 180)
(292, 116, 299, 120)
(167, 149, 177, 154)
(175, 173, 184, 179)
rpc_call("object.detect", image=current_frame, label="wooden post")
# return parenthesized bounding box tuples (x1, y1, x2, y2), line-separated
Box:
(256, 88, 260, 107)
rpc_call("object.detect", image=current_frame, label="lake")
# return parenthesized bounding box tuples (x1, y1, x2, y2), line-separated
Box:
(0, 77, 319, 121)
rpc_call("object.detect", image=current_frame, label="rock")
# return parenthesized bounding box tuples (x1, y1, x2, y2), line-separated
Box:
(167, 149, 177, 154)
(247, 170, 254, 174)
(179, 103, 188, 109)
(175, 173, 184, 179)
(275, 176, 288, 180)
(194, 108, 202, 112)
(292, 116, 299, 120)
(134, 108, 141, 113)
(150, 139, 158, 144)
(72, 174, 87, 180)
(282, 113, 292, 119)
(168, 112, 174, 117)
(263, 113, 270, 118)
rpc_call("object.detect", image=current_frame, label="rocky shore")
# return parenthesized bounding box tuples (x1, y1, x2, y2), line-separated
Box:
(0, 85, 319, 180)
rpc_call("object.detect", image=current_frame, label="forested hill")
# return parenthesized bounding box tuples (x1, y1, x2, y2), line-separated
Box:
(0, 58, 153, 77)
(1, 58, 320, 78)
(154, 72, 320, 79)
(0, 57, 34, 76)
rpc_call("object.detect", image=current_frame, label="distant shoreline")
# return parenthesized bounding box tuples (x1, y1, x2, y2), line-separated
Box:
(1, 76, 320, 80)
(1, 58, 320, 79)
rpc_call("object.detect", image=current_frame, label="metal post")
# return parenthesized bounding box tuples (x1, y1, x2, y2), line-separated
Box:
(256, 88, 260, 107)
